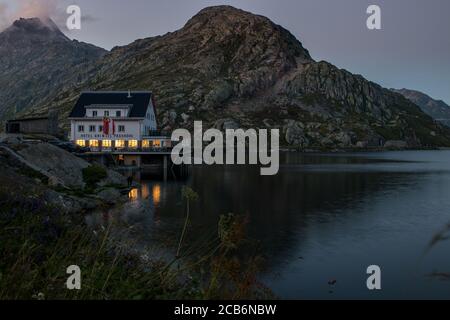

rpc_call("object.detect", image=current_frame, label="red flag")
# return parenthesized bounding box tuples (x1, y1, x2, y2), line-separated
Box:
(112, 120, 115, 135)
(103, 118, 110, 135)
(102, 118, 106, 135)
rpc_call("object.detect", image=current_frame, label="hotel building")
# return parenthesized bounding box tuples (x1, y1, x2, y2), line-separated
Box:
(69, 91, 172, 167)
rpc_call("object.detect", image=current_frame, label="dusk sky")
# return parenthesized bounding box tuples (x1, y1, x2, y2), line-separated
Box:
(1, 0, 449, 104)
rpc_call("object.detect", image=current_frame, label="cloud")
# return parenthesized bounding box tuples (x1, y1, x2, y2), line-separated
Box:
(13, 0, 61, 20)
(0, 3, 10, 30)
(0, 0, 97, 32)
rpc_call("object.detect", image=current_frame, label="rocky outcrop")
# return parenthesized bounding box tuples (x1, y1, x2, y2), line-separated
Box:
(1, 135, 126, 189)
(283, 120, 309, 148)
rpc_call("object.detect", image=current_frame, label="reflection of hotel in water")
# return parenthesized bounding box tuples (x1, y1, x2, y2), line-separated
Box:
(69, 91, 171, 152)
(128, 184, 161, 206)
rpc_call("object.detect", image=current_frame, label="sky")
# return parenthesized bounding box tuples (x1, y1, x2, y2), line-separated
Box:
(1, 0, 449, 104)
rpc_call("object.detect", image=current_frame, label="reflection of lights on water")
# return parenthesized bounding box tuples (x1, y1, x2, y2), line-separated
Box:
(128, 185, 160, 205)
(152, 184, 161, 205)
(128, 188, 138, 200)
(141, 184, 150, 199)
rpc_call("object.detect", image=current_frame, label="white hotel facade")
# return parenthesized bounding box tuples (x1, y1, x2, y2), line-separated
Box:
(69, 91, 171, 165)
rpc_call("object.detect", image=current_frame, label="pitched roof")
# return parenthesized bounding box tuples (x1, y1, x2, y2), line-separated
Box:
(69, 91, 153, 118)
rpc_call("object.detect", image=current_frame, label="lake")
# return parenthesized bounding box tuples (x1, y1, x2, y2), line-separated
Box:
(88, 150, 450, 299)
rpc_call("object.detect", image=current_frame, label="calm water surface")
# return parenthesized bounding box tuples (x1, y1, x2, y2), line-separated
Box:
(89, 151, 450, 299)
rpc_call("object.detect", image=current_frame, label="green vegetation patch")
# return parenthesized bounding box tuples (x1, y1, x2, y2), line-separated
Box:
(82, 164, 107, 188)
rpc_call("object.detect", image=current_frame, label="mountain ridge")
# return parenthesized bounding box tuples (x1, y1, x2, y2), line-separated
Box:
(0, 17, 106, 120)
(391, 88, 450, 127)
(2, 6, 450, 148)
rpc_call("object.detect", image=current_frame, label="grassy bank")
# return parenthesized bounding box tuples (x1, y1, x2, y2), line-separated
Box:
(0, 185, 270, 300)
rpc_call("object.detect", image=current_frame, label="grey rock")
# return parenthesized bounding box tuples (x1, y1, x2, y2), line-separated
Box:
(97, 188, 123, 205)
(333, 131, 353, 147)
(384, 140, 408, 149)
(356, 141, 368, 148)
(169, 110, 178, 123)
(204, 81, 233, 107)
(263, 119, 274, 128)
(284, 121, 309, 147)
(181, 113, 190, 123)
(98, 168, 127, 187)
(17, 142, 89, 188)
(214, 118, 240, 130)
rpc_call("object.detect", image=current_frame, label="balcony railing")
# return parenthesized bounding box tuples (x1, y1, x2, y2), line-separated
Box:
(88, 146, 172, 153)
(144, 130, 171, 137)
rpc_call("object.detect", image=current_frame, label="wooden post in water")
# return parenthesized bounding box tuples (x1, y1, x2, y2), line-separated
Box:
(163, 155, 168, 181)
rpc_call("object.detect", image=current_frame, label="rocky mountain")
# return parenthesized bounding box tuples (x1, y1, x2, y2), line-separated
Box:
(0, 17, 106, 120)
(4, 6, 450, 148)
(392, 88, 450, 127)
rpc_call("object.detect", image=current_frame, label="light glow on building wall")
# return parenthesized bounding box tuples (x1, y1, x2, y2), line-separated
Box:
(129, 140, 138, 148)
(116, 140, 125, 148)
(89, 140, 99, 148)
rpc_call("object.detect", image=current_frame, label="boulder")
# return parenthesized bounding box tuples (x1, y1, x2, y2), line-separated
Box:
(333, 131, 353, 147)
(284, 121, 309, 147)
(356, 141, 368, 148)
(97, 188, 123, 205)
(17, 142, 89, 188)
(99, 169, 127, 187)
(169, 110, 177, 123)
(181, 113, 190, 123)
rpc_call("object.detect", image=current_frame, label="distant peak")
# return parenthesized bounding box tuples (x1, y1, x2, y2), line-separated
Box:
(5, 17, 68, 40)
(188, 5, 267, 25)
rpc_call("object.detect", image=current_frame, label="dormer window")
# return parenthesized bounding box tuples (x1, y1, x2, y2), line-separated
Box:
(104, 111, 110, 117)
(116, 110, 121, 117)
(92, 111, 97, 117)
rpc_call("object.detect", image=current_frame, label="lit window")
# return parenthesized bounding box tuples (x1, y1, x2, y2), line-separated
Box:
(118, 125, 125, 132)
(153, 140, 161, 147)
(128, 140, 138, 148)
(76, 140, 85, 147)
(104, 111, 110, 117)
(89, 140, 99, 147)
(92, 111, 97, 117)
(78, 125, 84, 132)
(115, 140, 125, 148)
(142, 140, 150, 148)
(89, 125, 96, 132)
(102, 140, 112, 148)
(116, 110, 121, 117)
